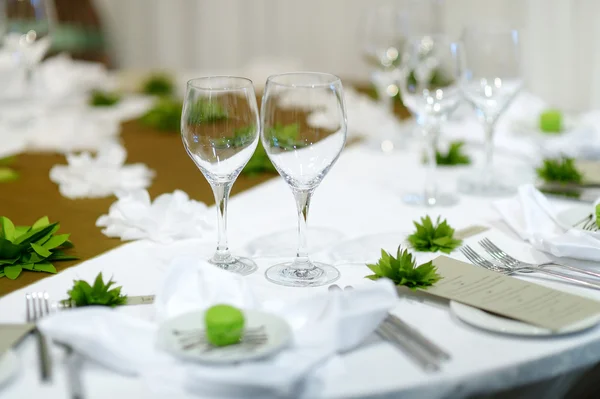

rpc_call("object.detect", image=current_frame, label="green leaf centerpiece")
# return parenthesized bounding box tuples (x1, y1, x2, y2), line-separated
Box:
(141, 73, 175, 96)
(366, 247, 442, 290)
(266, 123, 306, 150)
(434, 141, 471, 166)
(140, 98, 228, 132)
(0, 156, 19, 183)
(66, 272, 127, 307)
(536, 157, 583, 184)
(407, 215, 462, 253)
(0, 216, 77, 279)
(89, 89, 121, 107)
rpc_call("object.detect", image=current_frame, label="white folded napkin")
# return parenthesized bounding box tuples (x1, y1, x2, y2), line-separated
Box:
(39, 258, 397, 398)
(49, 144, 155, 199)
(96, 189, 214, 243)
(494, 184, 600, 261)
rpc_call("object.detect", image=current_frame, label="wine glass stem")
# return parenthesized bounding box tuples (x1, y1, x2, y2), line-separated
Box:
(483, 121, 495, 186)
(211, 182, 233, 262)
(292, 189, 313, 270)
(423, 123, 439, 206)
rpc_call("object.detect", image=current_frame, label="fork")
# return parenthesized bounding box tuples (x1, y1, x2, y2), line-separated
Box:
(573, 214, 599, 232)
(460, 245, 600, 290)
(25, 292, 53, 382)
(479, 238, 600, 279)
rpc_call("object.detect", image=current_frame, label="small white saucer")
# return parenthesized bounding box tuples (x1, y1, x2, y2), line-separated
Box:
(157, 309, 292, 364)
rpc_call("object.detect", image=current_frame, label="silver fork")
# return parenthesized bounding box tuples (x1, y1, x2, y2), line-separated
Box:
(479, 238, 600, 279)
(25, 292, 52, 382)
(460, 245, 600, 290)
(573, 214, 599, 232)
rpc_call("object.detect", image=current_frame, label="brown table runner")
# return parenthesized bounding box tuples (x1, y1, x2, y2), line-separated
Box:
(0, 120, 274, 296)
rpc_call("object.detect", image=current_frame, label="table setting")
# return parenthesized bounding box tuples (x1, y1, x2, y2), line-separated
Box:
(4, 1, 600, 399)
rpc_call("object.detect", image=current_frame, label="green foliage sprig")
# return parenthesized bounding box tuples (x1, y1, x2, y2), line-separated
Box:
(89, 89, 121, 107)
(66, 272, 127, 307)
(407, 216, 462, 253)
(429, 141, 471, 166)
(141, 74, 175, 96)
(0, 216, 77, 280)
(536, 157, 583, 184)
(366, 246, 442, 290)
(139, 98, 228, 132)
(0, 156, 18, 183)
(266, 123, 306, 150)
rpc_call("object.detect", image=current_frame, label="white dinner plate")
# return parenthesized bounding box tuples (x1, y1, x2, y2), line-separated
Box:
(157, 309, 292, 364)
(556, 204, 594, 232)
(0, 350, 18, 388)
(450, 301, 600, 336)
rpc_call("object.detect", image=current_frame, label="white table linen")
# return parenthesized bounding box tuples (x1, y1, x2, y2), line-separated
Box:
(1, 143, 600, 398)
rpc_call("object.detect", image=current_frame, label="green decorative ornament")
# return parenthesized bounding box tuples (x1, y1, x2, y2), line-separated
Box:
(204, 304, 245, 347)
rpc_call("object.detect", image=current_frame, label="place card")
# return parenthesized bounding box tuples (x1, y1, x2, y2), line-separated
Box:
(125, 295, 155, 306)
(423, 256, 600, 331)
(0, 324, 33, 355)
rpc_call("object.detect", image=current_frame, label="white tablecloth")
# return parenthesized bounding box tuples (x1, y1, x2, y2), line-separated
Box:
(1, 142, 600, 398)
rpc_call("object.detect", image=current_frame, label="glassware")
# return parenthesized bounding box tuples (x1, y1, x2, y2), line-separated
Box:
(398, 35, 462, 206)
(457, 26, 523, 196)
(261, 72, 346, 287)
(181, 76, 259, 276)
(3, 0, 55, 97)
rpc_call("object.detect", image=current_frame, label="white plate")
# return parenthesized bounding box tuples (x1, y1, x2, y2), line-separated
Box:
(450, 301, 600, 336)
(0, 350, 18, 388)
(556, 204, 594, 232)
(157, 309, 292, 364)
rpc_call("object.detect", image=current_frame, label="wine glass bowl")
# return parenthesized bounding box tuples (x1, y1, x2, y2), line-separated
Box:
(181, 76, 259, 275)
(458, 26, 523, 196)
(261, 72, 347, 287)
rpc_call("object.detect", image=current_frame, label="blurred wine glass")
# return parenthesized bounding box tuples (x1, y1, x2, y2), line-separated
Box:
(3, 0, 55, 97)
(457, 26, 523, 196)
(181, 76, 259, 276)
(398, 35, 462, 206)
(261, 72, 346, 287)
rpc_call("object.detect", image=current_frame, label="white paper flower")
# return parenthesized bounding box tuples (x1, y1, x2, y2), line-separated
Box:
(49, 144, 155, 199)
(96, 189, 214, 244)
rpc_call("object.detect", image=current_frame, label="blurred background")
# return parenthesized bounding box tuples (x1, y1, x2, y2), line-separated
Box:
(58, 0, 598, 111)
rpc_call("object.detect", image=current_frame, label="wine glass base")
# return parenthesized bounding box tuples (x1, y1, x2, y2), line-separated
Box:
(457, 172, 516, 197)
(402, 192, 459, 207)
(209, 256, 257, 276)
(265, 261, 340, 287)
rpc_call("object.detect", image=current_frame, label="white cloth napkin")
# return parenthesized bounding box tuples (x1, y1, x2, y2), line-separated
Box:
(49, 144, 155, 199)
(96, 189, 214, 243)
(38, 258, 397, 398)
(494, 184, 600, 261)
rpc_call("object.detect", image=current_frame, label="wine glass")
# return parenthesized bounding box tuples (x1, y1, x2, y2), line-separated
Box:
(261, 72, 346, 287)
(457, 26, 523, 196)
(181, 76, 259, 275)
(2, 0, 55, 97)
(398, 35, 462, 206)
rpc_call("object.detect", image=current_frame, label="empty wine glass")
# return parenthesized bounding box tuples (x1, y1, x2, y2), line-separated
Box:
(398, 35, 462, 206)
(457, 26, 523, 196)
(181, 76, 259, 275)
(3, 0, 55, 97)
(261, 72, 346, 287)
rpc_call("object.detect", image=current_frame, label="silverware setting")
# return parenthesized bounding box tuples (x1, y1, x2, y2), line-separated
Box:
(25, 292, 84, 399)
(173, 326, 268, 353)
(328, 284, 450, 372)
(25, 292, 52, 382)
(460, 243, 600, 290)
(573, 214, 599, 232)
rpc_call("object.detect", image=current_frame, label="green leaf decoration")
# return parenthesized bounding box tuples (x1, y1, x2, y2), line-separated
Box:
(4, 264, 22, 279)
(0, 167, 19, 183)
(0, 217, 16, 242)
(407, 215, 462, 253)
(65, 272, 127, 308)
(0, 156, 16, 166)
(0, 216, 77, 279)
(186, 98, 228, 125)
(365, 246, 442, 290)
(141, 74, 174, 96)
(536, 157, 583, 184)
(139, 97, 182, 132)
(89, 89, 121, 107)
(424, 141, 471, 166)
